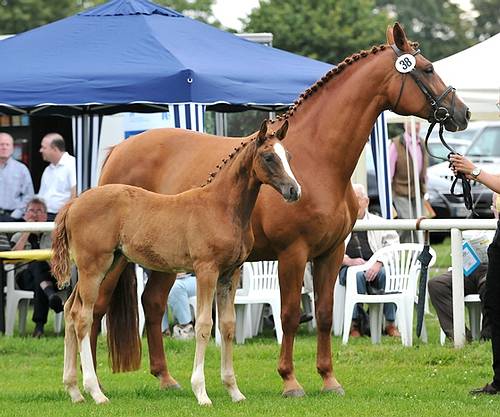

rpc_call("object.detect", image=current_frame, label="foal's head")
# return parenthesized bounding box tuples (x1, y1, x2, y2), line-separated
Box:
(253, 120, 301, 202)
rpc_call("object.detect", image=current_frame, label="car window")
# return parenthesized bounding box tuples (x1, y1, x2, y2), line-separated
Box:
(428, 143, 469, 165)
(467, 127, 500, 157)
(429, 127, 478, 142)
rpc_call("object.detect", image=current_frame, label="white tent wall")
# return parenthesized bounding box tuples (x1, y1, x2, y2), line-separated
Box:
(434, 33, 500, 121)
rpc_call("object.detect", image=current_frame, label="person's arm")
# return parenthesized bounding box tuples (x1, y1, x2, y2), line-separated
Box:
(343, 254, 365, 266)
(449, 154, 500, 194)
(388, 141, 397, 181)
(12, 166, 34, 219)
(11, 232, 30, 251)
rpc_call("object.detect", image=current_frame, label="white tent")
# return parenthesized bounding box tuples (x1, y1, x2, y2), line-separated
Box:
(434, 33, 500, 120)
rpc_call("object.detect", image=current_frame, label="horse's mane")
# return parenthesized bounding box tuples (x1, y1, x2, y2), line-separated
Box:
(271, 41, 419, 124)
(200, 136, 256, 188)
(200, 40, 419, 188)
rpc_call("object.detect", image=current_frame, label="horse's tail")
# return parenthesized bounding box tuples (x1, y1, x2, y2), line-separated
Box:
(51, 200, 74, 289)
(107, 263, 142, 373)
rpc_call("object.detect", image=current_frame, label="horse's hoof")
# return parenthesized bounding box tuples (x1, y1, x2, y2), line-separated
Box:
(282, 388, 306, 398)
(162, 382, 182, 390)
(322, 385, 345, 396)
(197, 397, 213, 406)
(231, 392, 246, 402)
(94, 394, 110, 405)
(70, 394, 85, 403)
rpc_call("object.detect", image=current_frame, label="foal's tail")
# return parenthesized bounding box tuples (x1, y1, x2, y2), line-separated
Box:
(51, 200, 74, 288)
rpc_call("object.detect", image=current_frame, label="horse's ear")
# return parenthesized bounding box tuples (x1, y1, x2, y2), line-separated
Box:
(386, 24, 394, 45)
(257, 119, 268, 146)
(393, 22, 410, 52)
(275, 120, 289, 141)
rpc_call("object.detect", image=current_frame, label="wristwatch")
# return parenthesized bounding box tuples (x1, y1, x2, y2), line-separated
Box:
(471, 167, 481, 178)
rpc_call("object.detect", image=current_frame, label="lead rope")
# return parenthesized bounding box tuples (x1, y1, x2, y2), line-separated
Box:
(423, 122, 477, 216)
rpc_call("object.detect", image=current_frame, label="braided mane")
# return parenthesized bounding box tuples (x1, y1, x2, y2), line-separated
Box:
(200, 136, 256, 188)
(270, 41, 419, 124)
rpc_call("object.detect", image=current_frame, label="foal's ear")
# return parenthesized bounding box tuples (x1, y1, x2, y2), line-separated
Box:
(393, 22, 410, 52)
(275, 120, 289, 141)
(257, 119, 268, 146)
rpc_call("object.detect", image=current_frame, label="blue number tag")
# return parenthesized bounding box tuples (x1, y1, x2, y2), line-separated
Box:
(395, 54, 416, 73)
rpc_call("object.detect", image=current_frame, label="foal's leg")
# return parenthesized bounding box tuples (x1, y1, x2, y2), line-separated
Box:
(90, 256, 128, 368)
(142, 271, 180, 389)
(75, 256, 114, 404)
(191, 265, 218, 406)
(313, 245, 345, 395)
(63, 288, 85, 403)
(277, 246, 309, 397)
(216, 269, 246, 402)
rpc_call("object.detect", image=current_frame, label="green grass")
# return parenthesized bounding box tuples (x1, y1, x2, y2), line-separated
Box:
(1, 315, 498, 417)
(3, 238, 495, 417)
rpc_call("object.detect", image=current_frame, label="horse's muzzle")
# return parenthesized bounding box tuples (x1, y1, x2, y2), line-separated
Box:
(282, 183, 301, 203)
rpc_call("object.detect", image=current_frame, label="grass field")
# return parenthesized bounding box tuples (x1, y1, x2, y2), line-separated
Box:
(2, 238, 498, 417)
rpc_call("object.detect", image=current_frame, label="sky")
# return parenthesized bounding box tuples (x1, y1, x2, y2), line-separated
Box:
(212, 0, 260, 31)
(212, 0, 474, 32)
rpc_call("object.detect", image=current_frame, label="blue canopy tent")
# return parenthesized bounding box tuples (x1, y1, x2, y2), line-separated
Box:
(0, 0, 392, 216)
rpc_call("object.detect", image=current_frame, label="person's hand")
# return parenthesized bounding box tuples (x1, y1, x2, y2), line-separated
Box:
(364, 261, 382, 282)
(346, 257, 365, 266)
(449, 154, 475, 179)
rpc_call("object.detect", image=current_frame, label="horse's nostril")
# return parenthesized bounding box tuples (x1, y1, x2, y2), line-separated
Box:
(466, 109, 471, 121)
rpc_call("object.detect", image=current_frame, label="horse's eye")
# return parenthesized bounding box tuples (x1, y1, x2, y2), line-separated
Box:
(424, 66, 434, 74)
(264, 154, 275, 163)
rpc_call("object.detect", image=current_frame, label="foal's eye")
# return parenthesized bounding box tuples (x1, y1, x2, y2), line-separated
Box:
(264, 154, 275, 163)
(424, 66, 434, 74)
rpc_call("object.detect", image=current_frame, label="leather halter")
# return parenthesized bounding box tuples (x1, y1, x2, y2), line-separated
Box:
(390, 43, 456, 122)
(390, 43, 476, 215)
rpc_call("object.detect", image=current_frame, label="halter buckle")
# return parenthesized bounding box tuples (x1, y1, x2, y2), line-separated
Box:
(433, 107, 449, 122)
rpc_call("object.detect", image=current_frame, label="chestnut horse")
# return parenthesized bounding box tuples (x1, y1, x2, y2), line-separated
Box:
(94, 23, 470, 396)
(51, 121, 299, 405)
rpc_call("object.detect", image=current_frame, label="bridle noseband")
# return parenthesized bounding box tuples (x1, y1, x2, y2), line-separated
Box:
(390, 43, 476, 215)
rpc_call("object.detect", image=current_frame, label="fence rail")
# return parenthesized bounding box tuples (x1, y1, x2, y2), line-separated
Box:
(2, 218, 497, 347)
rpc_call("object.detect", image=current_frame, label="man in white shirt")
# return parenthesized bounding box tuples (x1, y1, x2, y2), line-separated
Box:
(38, 133, 76, 220)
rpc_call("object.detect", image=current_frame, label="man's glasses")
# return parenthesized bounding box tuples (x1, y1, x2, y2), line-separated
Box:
(27, 208, 45, 214)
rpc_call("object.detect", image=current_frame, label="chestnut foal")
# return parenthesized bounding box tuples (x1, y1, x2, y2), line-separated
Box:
(51, 120, 300, 405)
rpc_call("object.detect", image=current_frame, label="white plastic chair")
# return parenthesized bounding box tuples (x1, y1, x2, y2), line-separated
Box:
(333, 278, 345, 336)
(4, 263, 63, 336)
(439, 293, 482, 345)
(214, 261, 282, 345)
(342, 243, 436, 347)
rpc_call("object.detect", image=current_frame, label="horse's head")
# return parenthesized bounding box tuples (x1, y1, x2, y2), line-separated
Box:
(254, 120, 301, 202)
(385, 22, 470, 132)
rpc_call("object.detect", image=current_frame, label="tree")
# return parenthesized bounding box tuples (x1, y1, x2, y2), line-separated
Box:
(375, 0, 476, 61)
(471, 0, 500, 40)
(0, 0, 218, 35)
(243, 0, 391, 64)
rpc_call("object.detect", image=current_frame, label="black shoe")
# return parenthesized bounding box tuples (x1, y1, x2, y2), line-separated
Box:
(470, 383, 499, 395)
(49, 294, 64, 313)
(32, 327, 44, 338)
(299, 313, 313, 324)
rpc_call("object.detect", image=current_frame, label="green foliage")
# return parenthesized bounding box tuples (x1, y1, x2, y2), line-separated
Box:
(0, 0, 80, 34)
(471, 0, 500, 40)
(243, 0, 391, 64)
(0, 0, 218, 35)
(375, 0, 476, 61)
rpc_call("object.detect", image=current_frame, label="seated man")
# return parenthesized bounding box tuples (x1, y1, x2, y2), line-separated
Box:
(428, 194, 497, 341)
(338, 184, 401, 337)
(161, 272, 196, 339)
(10, 197, 65, 337)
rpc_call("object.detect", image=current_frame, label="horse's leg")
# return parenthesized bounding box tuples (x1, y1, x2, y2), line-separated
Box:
(63, 287, 85, 403)
(313, 245, 345, 395)
(216, 269, 246, 402)
(191, 265, 218, 406)
(90, 256, 128, 368)
(277, 246, 308, 397)
(75, 255, 114, 404)
(142, 270, 180, 389)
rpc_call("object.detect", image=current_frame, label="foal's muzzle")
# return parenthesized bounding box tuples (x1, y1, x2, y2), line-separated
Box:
(281, 182, 301, 203)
